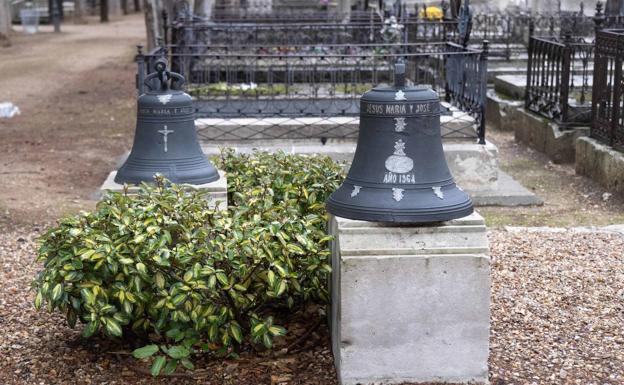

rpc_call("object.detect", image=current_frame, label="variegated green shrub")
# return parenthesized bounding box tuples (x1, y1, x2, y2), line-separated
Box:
(33, 151, 344, 376)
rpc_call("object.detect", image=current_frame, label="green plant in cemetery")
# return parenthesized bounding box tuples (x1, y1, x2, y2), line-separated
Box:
(33, 151, 345, 376)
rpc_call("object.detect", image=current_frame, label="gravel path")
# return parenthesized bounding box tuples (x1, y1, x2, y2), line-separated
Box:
(1, 227, 622, 384)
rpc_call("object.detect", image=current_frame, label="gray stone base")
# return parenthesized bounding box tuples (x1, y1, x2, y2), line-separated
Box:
(202, 139, 540, 207)
(329, 212, 490, 385)
(509, 108, 589, 164)
(99, 170, 228, 209)
(575, 137, 624, 197)
(471, 171, 542, 206)
(494, 74, 526, 100)
(486, 90, 523, 132)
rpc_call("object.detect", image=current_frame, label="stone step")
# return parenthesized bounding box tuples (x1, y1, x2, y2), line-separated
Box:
(495, 73, 594, 100)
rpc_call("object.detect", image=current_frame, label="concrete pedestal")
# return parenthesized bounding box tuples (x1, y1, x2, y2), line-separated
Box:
(329, 213, 490, 385)
(99, 170, 228, 210)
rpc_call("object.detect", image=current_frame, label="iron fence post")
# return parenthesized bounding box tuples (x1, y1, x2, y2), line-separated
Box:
(162, 10, 169, 46)
(525, 22, 535, 110)
(136, 45, 145, 96)
(560, 33, 572, 126)
(590, 30, 602, 143)
(594, 1, 605, 32)
(611, 35, 624, 147)
(478, 40, 489, 144)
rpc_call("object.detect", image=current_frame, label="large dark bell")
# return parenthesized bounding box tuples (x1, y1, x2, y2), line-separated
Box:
(326, 63, 473, 223)
(115, 59, 219, 185)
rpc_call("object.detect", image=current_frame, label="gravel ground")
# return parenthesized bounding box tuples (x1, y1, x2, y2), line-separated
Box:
(1, 227, 623, 384)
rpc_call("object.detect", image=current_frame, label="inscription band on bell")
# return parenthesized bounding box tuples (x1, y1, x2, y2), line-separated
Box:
(360, 101, 439, 117)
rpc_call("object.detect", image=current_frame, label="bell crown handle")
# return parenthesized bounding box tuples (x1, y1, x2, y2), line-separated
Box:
(394, 61, 406, 88)
(143, 58, 186, 91)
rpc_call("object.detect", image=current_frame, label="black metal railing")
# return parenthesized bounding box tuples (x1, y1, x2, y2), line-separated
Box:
(469, 6, 600, 60)
(211, 9, 384, 23)
(591, 29, 624, 151)
(525, 35, 594, 127)
(138, 42, 488, 143)
(164, 17, 459, 47)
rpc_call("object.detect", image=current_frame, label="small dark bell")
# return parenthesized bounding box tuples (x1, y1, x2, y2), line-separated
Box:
(115, 58, 219, 185)
(326, 62, 473, 223)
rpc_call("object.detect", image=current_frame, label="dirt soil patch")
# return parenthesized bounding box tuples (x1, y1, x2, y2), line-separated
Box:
(0, 15, 144, 231)
(481, 129, 624, 228)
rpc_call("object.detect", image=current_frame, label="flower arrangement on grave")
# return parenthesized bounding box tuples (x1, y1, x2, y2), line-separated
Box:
(380, 15, 404, 44)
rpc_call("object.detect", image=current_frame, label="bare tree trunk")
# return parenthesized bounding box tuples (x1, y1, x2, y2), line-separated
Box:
(134, 0, 141, 12)
(143, 0, 156, 50)
(101, 0, 109, 21)
(74, 0, 87, 23)
(0, 0, 12, 46)
(194, 0, 214, 18)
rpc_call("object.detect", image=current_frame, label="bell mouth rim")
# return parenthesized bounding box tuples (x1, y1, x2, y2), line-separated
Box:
(325, 198, 474, 224)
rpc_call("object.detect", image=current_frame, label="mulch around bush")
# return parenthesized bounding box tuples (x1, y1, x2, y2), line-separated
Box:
(1, 227, 623, 384)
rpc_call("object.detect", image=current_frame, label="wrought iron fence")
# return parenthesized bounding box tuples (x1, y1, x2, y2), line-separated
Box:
(525, 35, 594, 127)
(591, 29, 624, 151)
(164, 17, 459, 47)
(469, 6, 599, 60)
(138, 42, 488, 143)
(211, 9, 384, 23)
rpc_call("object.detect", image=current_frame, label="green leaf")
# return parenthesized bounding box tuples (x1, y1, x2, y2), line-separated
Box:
(82, 320, 98, 338)
(216, 272, 228, 285)
(105, 318, 123, 337)
(166, 328, 185, 342)
(167, 345, 190, 359)
(51, 283, 63, 301)
(252, 323, 265, 336)
(180, 358, 195, 370)
(150, 356, 166, 377)
(133, 344, 159, 359)
(233, 284, 247, 292)
(34, 291, 43, 309)
(136, 262, 148, 275)
(268, 325, 287, 336)
(155, 272, 165, 289)
(133, 234, 146, 244)
(163, 358, 178, 375)
(267, 270, 276, 286)
(171, 294, 186, 306)
(229, 323, 243, 343)
(262, 333, 273, 349)
(286, 243, 305, 254)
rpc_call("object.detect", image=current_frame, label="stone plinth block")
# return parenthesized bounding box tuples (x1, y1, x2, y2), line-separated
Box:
(99, 170, 228, 210)
(329, 213, 490, 385)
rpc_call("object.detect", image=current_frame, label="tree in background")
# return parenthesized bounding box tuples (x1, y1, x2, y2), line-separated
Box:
(142, 0, 213, 50)
(74, 0, 87, 23)
(0, 0, 11, 46)
(101, 0, 109, 22)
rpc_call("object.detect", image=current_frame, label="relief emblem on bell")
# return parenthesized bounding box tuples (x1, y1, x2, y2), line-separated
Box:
(385, 139, 414, 174)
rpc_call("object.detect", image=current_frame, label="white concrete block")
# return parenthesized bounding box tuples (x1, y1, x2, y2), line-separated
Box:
(330, 213, 490, 385)
(99, 170, 228, 210)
